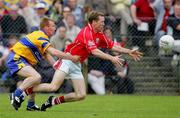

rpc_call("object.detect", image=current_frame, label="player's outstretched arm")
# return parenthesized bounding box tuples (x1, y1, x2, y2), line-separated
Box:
(91, 48, 123, 67)
(111, 45, 143, 61)
(46, 46, 80, 62)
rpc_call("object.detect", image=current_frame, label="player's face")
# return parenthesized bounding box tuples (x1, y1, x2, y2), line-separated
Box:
(94, 16, 105, 32)
(46, 21, 56, 37)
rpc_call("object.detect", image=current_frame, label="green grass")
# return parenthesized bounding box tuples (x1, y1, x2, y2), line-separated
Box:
(0, 93, 180, 118)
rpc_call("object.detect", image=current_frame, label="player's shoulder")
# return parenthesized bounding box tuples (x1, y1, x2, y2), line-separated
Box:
(77, 26, 90, 36)
(82, 24, 95, 35)
(33, 30, 46, 36)
(26, 30, 49, 43)
(28, 30, 48, 38)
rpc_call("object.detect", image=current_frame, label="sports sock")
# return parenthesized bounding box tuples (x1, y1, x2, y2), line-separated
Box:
(14, 88, 23, 97)
(53, 96, 65, 105)
(27, 100, 35, 107)
(24, 87, 33, 96)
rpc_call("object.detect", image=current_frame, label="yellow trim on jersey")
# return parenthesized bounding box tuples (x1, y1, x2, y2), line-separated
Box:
(13, 53, 20, 60)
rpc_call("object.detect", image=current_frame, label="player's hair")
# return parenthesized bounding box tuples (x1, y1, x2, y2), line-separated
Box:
(88, 11, 104, 24)
(40, 17, 55, 29)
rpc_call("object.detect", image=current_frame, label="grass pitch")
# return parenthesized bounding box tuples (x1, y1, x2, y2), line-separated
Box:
(0, 93, 180, 118)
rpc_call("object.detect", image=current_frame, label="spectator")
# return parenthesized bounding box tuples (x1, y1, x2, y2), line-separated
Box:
(85, 0, 111, 14)
(67, 0, 84, 28)
(33, 2, 48, 28)
(56, 6, 71, 28)
(167, 0, 180, 65)
(46, 0, 63, 23)
(0, 4, 28, 40)
(105, 59, 134, 94)
(152, 0, 173, 47)
(50, 26, 67, 52)
(35, 2, 48, 18)
(88, 56, 106, 95)
(17, 0, 37, 32)
(109, 0, 133, 42)
(130, 0, 156, 54)
(65, 14, 81, 42)
(167, 0, 180, 39)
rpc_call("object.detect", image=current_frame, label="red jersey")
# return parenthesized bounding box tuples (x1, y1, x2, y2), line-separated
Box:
(134, 0, 155, 22)
(65, 24, 114, 63)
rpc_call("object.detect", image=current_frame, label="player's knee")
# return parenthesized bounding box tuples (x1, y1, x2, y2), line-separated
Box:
(76, 92, 86, 100)
(32, 73, 42, 84)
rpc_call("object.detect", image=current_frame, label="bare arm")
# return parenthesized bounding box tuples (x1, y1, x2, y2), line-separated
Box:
(91, 48, 113, 60)
(46, 46, 79, 62)
(91, 48, 123, 67)
(111, 45, 143, 61)
(111, 45, 132, 54)
(44, 53, 56, 66)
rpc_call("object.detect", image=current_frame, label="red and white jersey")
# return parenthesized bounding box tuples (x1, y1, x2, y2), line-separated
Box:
(65, 24, 114, 63)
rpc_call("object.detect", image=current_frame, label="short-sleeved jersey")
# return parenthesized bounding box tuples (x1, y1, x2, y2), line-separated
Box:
(11, 30, 51, 65)
(65, 24, 114, 63)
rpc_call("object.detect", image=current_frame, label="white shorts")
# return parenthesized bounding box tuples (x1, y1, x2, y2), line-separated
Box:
(54, 59, 84, 79)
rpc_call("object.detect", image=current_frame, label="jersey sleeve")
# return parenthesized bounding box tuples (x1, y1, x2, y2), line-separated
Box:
(38, 37, 51, 53)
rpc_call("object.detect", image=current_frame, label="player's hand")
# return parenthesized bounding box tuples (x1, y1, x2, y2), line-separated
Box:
(129, 49, 143, 61)
(71, 55, 80, 63)
(110, 55, 124, 67)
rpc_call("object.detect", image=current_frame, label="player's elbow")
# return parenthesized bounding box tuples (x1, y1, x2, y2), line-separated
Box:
(31, 73, 42, 85)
